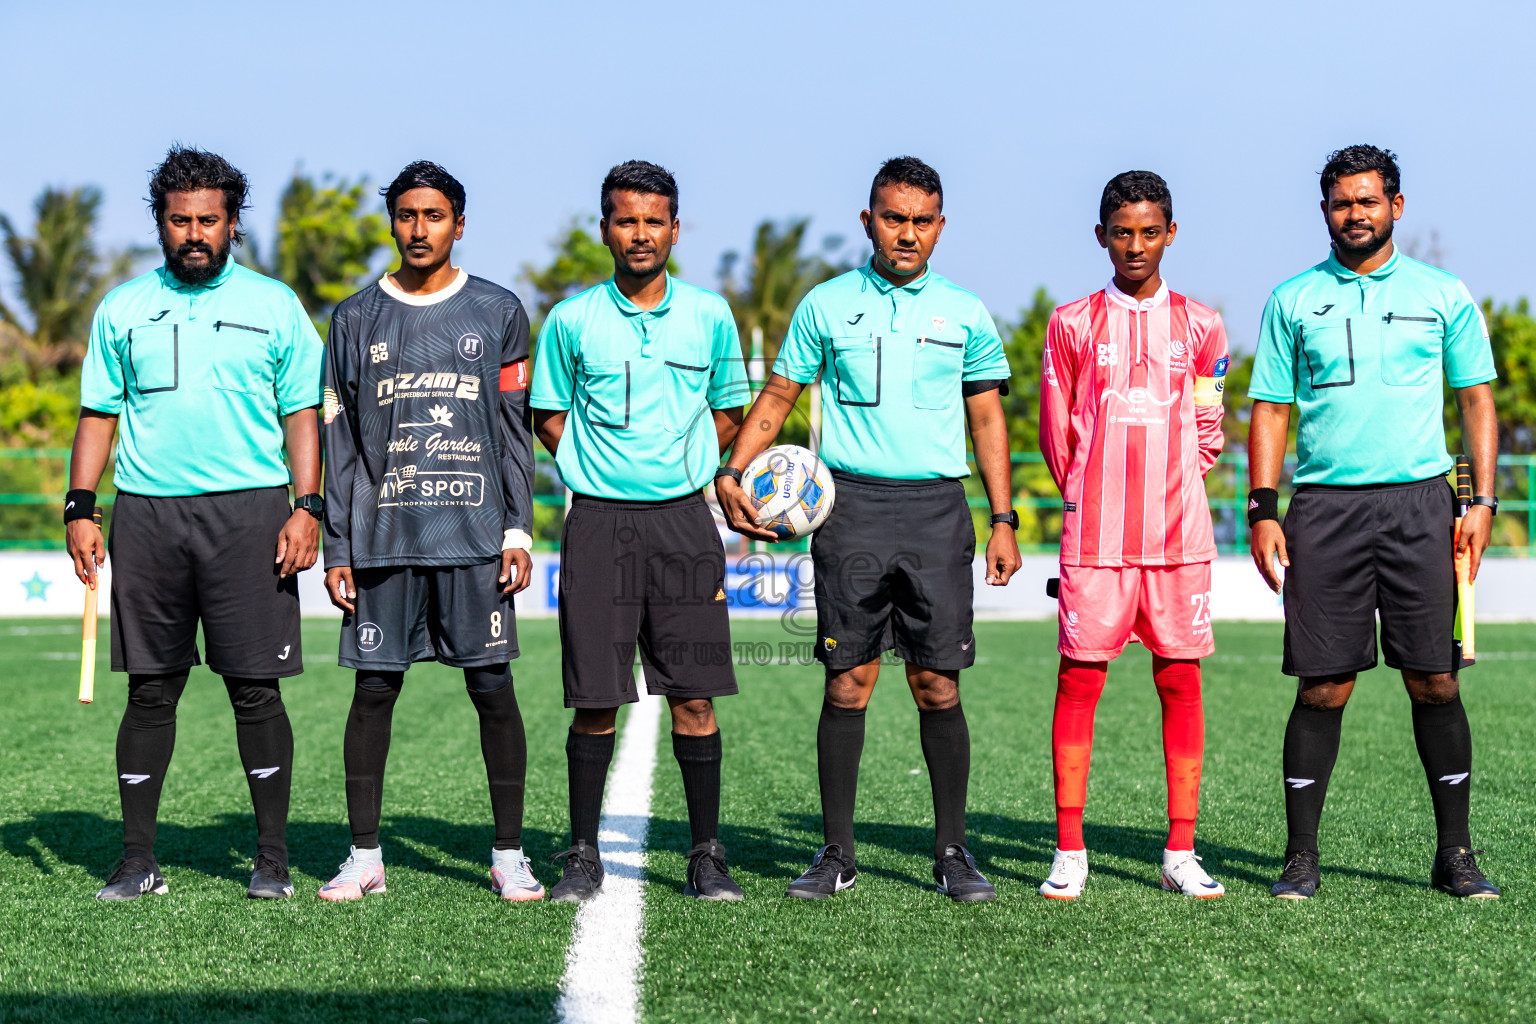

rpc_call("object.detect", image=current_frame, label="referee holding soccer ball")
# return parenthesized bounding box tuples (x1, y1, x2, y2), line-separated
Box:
(66, 147, 323, 902)
(1248, 145, 1500, 900)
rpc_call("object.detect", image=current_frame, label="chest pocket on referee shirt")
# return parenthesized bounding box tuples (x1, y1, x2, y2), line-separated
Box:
(830, 335, 881, 407)
(211, 321, 274, 396)
(127, 323, 179, 393)
(663, 356, 709, 436)
(1380, 313, 1442, 387)
(911, 336, 964, 410)
(581, 360, 631, 429)
(1299, 318, 1355, 389)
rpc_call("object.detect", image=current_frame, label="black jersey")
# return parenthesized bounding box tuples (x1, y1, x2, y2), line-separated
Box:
(323, 272, 533, 569)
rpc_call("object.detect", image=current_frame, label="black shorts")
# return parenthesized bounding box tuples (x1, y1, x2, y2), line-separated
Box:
(108, 487, 302, 678)
(340, 561, 516, 670)
(558, 492, 736, 709)
(811, 472, 976, 671)
(1282, 476, 1457, 677)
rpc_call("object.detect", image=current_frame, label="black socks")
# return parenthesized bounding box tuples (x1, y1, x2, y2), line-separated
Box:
(465, 667, 528, 851)
(1411, 695, 1474, 850)
(225, 678, 293, 863)
(566, 729, 616, 848)
(1281, 698, 1345, 857)
(673, 731, 722, 847)
(117, 673, 188, 860)
(919, 703, 971, 859)
(343, 672, 404, 849)
(816, 700, 866, 858)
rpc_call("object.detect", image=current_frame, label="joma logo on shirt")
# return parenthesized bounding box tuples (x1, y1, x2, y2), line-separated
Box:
(377, 372, 480, 401)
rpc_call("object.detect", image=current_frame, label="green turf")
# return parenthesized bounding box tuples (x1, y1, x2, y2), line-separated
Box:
(642, 621, 1536, 1024)
(4, 619, 1534, 1023)
(0, 618, 580, 1024)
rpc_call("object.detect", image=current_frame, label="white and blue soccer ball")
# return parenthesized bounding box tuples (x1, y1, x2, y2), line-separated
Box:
(742, 444, 836, 539)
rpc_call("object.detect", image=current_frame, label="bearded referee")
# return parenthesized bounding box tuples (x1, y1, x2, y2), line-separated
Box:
(717, 156, 1020, 902)
(66, 147, 322, 901)
(531, 161, 751, 902)
(1248, 145, 1500, 900)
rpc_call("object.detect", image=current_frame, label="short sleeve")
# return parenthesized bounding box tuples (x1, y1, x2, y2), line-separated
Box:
(79, 304, 125, 414)
(275, 292, 324, 414)
(771, 295, 826, 384)
(707, 308, 751, 408)
(961, 302, 1010, 381)
(1247, 292, 1297, 403)
(1193, 311, 1230, 376)
(529, 310, 575, 411)
(1443, 281, 1497, 388)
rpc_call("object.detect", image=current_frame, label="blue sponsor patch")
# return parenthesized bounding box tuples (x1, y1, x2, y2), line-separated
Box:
(1213, 356, 1229, 377)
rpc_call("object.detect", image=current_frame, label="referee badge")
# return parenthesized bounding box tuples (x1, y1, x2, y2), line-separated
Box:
(932, 317, 946, 333)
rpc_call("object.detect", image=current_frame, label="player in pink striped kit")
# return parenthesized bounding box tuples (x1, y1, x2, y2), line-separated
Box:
(1036, 171, 1229, 899)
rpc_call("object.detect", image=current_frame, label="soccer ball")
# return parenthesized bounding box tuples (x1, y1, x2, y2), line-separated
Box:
(741, 444, 836, 539)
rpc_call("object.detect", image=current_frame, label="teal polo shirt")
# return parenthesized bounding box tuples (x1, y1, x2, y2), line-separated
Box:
(773, 259, 1009, 479)
(1249, 248, 1495, 486)
(80, 260, 324, 497)
(530, 275, 750, 501)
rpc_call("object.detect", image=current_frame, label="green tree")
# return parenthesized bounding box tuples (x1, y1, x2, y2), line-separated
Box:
(251, 174, 392, 328)
(0, 186, 142, 375)
(520, 218, 615, 332)
(718, 219, 850, 364)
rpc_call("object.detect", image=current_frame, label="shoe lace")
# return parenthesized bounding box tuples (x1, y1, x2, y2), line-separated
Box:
(940, 845, 984, 883)
(329, 852, 376, 886)
(687, 840, 729, 876)
(1280, 850, 1319, 881)
(804, 844, 848, 880)
(254, 852, 289, 882)
(550, 845, 600, 881)
(106, 856, 156, 884)
(1442, 848, 1488, 880)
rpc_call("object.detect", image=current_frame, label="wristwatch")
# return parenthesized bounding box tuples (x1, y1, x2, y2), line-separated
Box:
(989, 510, 1020, 529)
(1470, 495, 1498, 515)
(714, 466, 743, 485)
(294, 493, 325, 520)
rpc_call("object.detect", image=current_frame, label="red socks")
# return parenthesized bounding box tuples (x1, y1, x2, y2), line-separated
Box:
(1050, 655, 1205, 852)
(1052, 658, 1106, 850)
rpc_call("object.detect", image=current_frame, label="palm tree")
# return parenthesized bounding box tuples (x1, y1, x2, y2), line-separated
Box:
(0, 187, 142, 374)
(718, 219, 852, 366)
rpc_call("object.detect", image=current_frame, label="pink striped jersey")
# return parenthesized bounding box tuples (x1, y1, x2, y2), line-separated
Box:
(1040, 280, 1228, 567)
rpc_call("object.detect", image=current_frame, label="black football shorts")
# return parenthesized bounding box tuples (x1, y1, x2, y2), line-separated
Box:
(1281, 476, 1458, 677)
(340, 561, 517, 670)
(811, 472, 977, 672)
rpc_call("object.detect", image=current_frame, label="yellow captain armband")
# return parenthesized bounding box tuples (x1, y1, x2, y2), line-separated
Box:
(1193, 376, 1225, 407)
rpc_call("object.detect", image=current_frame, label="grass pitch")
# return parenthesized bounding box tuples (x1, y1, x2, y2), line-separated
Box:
(3, 619, 1534, 1023)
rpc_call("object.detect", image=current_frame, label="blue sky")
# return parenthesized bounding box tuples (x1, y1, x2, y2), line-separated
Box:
(3, 0, 1532, 346)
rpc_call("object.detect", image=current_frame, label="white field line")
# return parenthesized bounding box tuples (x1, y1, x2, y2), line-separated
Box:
(555, 673, 662, 1024)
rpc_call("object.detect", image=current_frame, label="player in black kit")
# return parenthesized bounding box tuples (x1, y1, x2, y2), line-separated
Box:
(319, 162, 543, 902)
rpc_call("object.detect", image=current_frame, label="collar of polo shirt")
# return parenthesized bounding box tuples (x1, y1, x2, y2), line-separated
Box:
(1105, 277, 1169, 311)
(163, 256, 236, 291)
(378, 267, 467, 306)
(862, 257, 932, 294)
(1325, 244, 1401, 281)
(604, 272, 674, 317)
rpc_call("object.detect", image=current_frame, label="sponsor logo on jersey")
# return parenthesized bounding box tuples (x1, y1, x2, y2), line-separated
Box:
(1169, 340, 1188, 360)
(499, 360, 529, 391)
(458, 333, 485, 360)
(378, 470, 486, 508)
(714, 587, 726, 602)
(1044, 346, 1060, 387)
(323, 386, 341, 424)
(386, 433, 484, 462)
(398, 404, 456, 429)
(376, 372, 481, 404)
(357, 622, 384, 652)
(1213, 355, 1229, 377)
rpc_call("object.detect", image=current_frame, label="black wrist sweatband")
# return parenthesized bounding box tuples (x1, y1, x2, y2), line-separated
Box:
(1247, 487, 1279, 526)
(64, 489, 97, 523)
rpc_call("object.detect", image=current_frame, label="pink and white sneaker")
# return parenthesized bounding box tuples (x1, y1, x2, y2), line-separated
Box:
(318, 846, 386, 901)
(490, 848, 545, 902)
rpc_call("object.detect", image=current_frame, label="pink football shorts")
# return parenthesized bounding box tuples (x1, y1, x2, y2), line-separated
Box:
(1057, 562, 1214, 661)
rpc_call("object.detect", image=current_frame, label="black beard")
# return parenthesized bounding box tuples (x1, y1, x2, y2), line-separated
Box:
(1330, 220, 1392, 259)
(164, 238, 231, 286)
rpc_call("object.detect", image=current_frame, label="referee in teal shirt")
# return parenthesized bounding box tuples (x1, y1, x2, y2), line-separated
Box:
(65, 148, 324, 903)
(719, 157, 1021, 903)
(1247, 145, 1500, 900)
(532, 161, 751, 903)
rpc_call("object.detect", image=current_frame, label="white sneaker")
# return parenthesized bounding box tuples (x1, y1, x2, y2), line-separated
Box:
(317, 846, 386, 901)
(490, 847, 546, 902)
(1039, 848, 1089, 899)
(1161, 848, 1225, 898)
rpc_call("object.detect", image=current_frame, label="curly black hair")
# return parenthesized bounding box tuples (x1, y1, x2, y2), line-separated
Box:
(147, 145, 250, 244)
(1320, 145, 1400, 199)
(1099, 170, 1172, 227)
(381, 160, 466, 219)
(869, 156, 943, 212)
